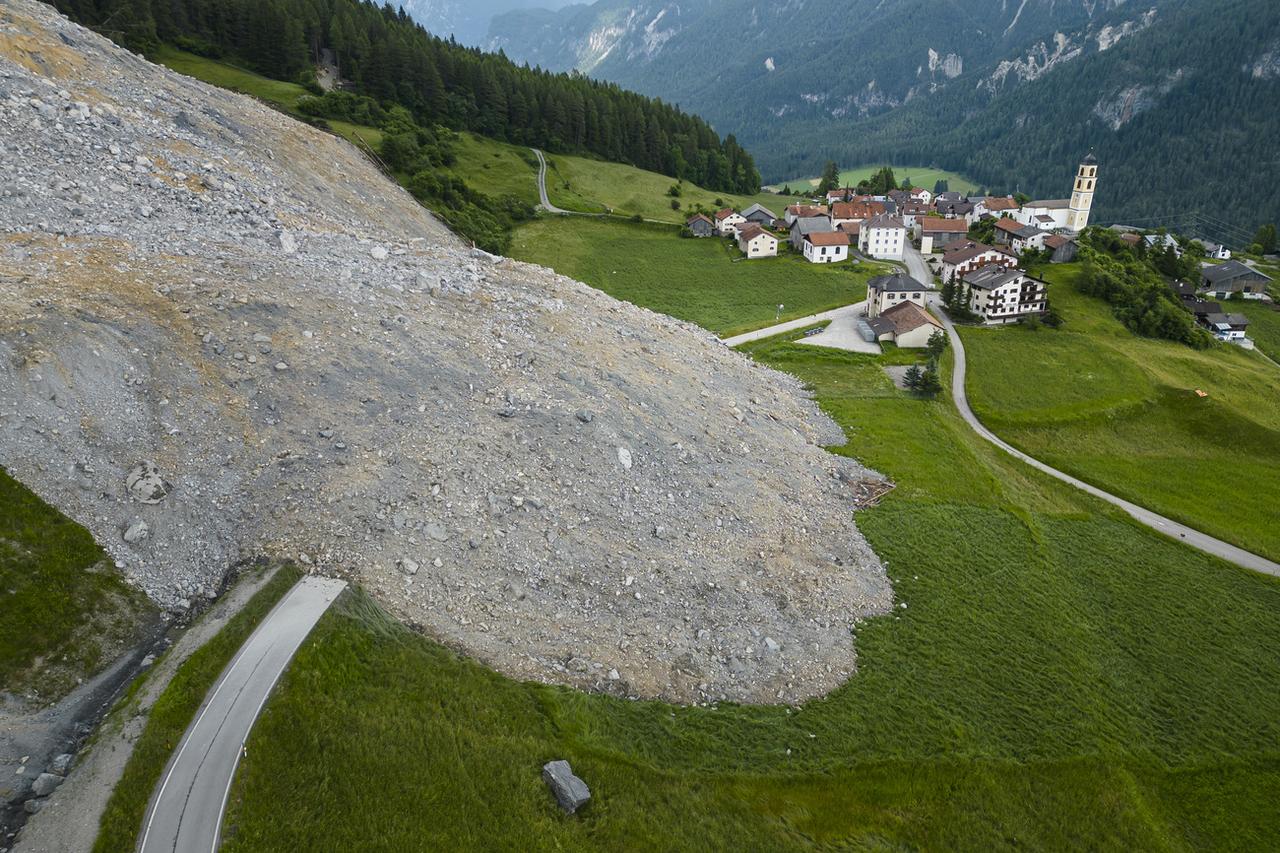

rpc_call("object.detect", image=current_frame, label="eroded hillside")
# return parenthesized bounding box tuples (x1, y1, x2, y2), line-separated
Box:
(0, 0, 891, 705)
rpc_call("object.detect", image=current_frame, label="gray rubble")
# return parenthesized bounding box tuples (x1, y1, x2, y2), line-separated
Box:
(0, 0, 893, 705)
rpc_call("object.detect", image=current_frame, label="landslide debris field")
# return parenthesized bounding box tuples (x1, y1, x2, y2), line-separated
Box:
(0, 0, 891, 705)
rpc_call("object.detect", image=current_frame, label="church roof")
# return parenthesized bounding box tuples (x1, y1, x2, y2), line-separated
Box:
(1082, 151, 1098, 166)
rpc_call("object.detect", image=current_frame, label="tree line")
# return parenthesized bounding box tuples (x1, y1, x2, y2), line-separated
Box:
(50, 0, 761, 195)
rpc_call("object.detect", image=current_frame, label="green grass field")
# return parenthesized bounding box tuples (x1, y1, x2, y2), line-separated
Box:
(776, 164, 979, 195)
(508, 217, 887, 336)
(0, 467, 153, 700)
(959, 265, 1280, 562)
(220, 327, 1280, 851)
(449, 132, 541, 206)
(543, 151, 800, 223)
(94, 564, 302, 853)
(1237, 300, 1280, 362)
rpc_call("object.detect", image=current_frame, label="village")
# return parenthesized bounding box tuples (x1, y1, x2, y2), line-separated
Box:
(685, 154, 1272, 351)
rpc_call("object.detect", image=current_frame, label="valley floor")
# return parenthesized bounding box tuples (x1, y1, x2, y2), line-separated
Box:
(217, 325, 1280, 851)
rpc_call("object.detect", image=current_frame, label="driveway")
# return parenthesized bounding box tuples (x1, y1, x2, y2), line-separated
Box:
(721, 301, 873, 349)
(138, 576, 347, 853)
(932, 303, 1280, 578)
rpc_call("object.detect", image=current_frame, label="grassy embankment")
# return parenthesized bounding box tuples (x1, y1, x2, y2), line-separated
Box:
(220, 327, 1280, 850)
(0, 467, 153, 700)
(777, 164, 979, 195)
(509, 216, 888, 337)
(93, 564, 303, 853)
(1236, 300, 1280, 362)
(959, 264, 1280, 562)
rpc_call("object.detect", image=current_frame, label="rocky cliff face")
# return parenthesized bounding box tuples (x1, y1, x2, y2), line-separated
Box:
(0, 0, 892, 705)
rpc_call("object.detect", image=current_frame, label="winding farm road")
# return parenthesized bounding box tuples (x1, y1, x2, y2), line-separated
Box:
(138, 576, 347, 853)
(931, 301, 1280, 578)
(531, 148, 570, 214)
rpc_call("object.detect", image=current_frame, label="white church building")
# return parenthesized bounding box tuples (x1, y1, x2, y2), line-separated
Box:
(1015, 153, 1098, 234)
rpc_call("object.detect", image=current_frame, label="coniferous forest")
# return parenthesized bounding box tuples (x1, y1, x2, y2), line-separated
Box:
(48, 0, 761, 196)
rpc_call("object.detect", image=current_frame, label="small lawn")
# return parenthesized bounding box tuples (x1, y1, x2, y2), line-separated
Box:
(0, 467, 153, 700)
(960, 265, 1280, 561)
(152, 46, 308, 111)
(509, 217, 884, 336)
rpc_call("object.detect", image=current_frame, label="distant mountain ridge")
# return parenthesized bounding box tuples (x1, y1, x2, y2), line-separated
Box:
(399, 0, 579, 45)
(488, 0, 1280, 238)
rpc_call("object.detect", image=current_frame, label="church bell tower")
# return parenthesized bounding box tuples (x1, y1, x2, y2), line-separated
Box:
(1068, 152, 1097, 232)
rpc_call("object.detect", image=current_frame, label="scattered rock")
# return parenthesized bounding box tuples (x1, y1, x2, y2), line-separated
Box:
(542, 760, 590, 814)
(616, 447, 633, 470)
(49, 754, 73, 775)
(398, 558, 419, 576)
(122, 519, 150, 544)
(370, 245, 389, 261)
(31, 772, 64, 797)
(125, 462, 171, 504)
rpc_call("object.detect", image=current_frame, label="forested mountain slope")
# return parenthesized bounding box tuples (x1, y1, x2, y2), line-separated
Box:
(489, 0, 1280, 238)
(48, 0, 761, 194)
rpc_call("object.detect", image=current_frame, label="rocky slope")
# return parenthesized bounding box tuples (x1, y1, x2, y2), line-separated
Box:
(0, 0, 892, 706)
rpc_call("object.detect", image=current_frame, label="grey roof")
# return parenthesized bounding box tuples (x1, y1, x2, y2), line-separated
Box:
(1203, 312, 1249, 328)
(865, 213, 905, 230)
(868, 272, 929, 293)
(1082, 151, 1098, 166)
(791, 216, 834, 235)
(1201, 259, 1271, 283)
(963, 265, 1024, 290)
(1026, 199, 1070, 209)
(742, 203, 779, 220)
(935, 191, 964, 203)
(866, 316, 895, 336)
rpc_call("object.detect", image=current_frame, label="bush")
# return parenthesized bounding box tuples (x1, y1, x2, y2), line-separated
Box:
(670, 199, 681, 210)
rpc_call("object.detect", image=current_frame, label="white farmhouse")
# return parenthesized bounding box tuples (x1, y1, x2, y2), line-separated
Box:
(803, 231, 850, 263)
(736, 223, 779, 259)
(714, 208, 746, 236)
(858, 213, 906, 260)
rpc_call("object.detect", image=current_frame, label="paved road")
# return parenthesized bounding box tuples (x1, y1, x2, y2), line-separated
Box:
(720, 301, 869, 347)
(138, 576, 347, 853)
(931, 300, 1280, 578)
(901, 241, 934, 285)
(531, 148, 570, 214)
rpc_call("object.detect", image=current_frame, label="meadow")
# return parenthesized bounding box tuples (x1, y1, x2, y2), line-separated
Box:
(776, 164, 979, 195)
(0, 467, 152, 699)
(508, 217, 885, 336)
(219, 329, 1280, 851)
(959, 265, 1280, 561)
(1237, 299, 1280, 362)
(542, 152, 801, 223)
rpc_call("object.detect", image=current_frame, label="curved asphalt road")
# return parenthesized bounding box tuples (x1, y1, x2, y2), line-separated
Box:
(138, 575, 347, 852)
(930, 297, 1280, 578)
(531, 148, 570, 214)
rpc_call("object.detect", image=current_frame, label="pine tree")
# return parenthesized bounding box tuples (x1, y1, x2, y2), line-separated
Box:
(817, 161, 841, 194)
(903, 364, 923, 390)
